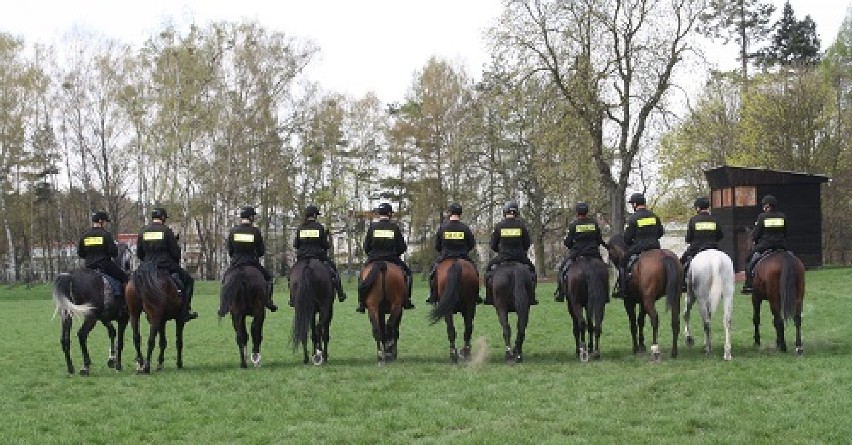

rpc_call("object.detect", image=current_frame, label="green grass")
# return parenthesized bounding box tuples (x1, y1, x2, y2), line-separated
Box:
(1, 269, 850, 443)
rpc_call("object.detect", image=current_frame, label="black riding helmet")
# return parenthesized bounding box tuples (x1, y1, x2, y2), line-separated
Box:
(304, 205, 320, 218)
(694, 197, 710, 210)
(447, 202, 462, 216)
(503, 201, 519, 216)
(376, 202, 393, 216)
(240, 206, 257, 219)
(91, 211, 111, 223)
(628, 193, 646, 205)
(575, 202, 589, 215)
(152, 207, 168, 220)
(761, 194, 778, 207)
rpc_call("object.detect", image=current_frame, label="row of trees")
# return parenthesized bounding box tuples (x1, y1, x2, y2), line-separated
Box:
(1, 1, 849, 284)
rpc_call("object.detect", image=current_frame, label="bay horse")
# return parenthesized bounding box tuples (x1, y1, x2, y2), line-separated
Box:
(359, 261, 405, 364)
(125, 261, 186, 373)
(428, 258, 479, 363)
(219, 265, 267, 368)
(490, 262, 534, 363)
(289, 259, 335, 365)
(683, 249, 735, 360)
(607, 234, 681, 360)
(751, 251, 805, 354)
(52, 268, 128, 375)
(557, 256, 608, 362)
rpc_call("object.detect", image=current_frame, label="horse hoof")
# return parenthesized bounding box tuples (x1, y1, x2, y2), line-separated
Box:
(504, 350, 514, 362)
(156, 363, 164, 372)
(177, 361, 183, 369)
(592, 351, 601, 361)
(107, 358, 116, 368)
(723, 352, 733, 361)
(650, 345, 661, 361)
(461, 346, 471, 359)
(685, 336, 695, 347)
(251, 353, 262, 367)
(312, 353, 324, 366)
(240, 362, 248, 369)
(79, 367, 89, 376)
(450, 349, 459, 364)
(796, 347, 804, 356)
(115, 362, 123, 372)
(515, 354, 523, 363)
(578, 348, 589, 363)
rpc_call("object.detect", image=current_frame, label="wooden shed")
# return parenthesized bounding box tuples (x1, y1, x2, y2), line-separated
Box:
(704, 166, 830, 271)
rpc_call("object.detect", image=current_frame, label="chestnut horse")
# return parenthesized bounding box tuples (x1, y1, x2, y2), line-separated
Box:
(428, 258, 479, 363)
(125, 261, 187, 373)
(359, 261, 405, 364)
(751, 251, 805, 354)
(607, 234, 681, 360)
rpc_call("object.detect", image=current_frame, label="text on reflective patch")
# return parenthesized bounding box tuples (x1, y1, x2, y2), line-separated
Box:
(637, 217, 657, 227)
(83, 236, 104, 246)
(233, 233, 255, 243)
(299, 229, 320, 239)
(764, 218, 785, 228)
(143, 231, 164, 241)
(695, 222, 717, 231)
(501, 228, 522, 237)
(373, 229, 395, 239)
(575, 224, 596, 233)
(444, 231, 464, 240)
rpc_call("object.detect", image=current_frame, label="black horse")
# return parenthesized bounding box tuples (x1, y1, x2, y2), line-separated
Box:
(126, 261, 187, 373)
(558, 256, 608, 362)
(490, 262, 534, 363)
(290, 259, 336, 365)
(219, 266, 268, 368)
(53, 268, 128, 376)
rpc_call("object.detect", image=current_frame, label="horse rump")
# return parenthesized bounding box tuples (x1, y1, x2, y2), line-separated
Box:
(52, 273, 94, 319)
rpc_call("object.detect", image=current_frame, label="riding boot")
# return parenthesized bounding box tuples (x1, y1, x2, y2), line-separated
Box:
(528, 268, 539, 305)
(427, 266, 437, 305)
(182, 280, 198, 321)
(356, 275, 366, 313)
(611, 268, 624, 300)
(335, 275, 348, 303)
(217, 279, 229, 317)
(265, 280, 278, 312)
(742, 254, 757, 293)
(403, 274, 415, 310)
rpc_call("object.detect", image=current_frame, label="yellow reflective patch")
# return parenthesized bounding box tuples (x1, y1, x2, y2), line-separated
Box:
(299, 229, 320, 239)
(83, 236, 104, 246)
(764, 218, 785, 228)
(142, 231, 164, 241)
(373, 229, 395, 239)
(501, 228, 522, 237)
(575, 224, 597, 233)
(637, 217, 657, 227)
(695, 222, 717, 231)
(444, 231, 465, 240)
(233, 233, 255, 243)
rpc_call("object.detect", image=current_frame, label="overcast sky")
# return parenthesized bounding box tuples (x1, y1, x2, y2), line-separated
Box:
(1, 0, 849, 104)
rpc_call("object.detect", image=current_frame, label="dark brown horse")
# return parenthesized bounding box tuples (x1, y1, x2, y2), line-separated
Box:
(126, 261, 186, 373)
(219, 265, 267, 368)
(289, 259, 335, 365)
(428, 258, 479, 363)
(52, 269, 128, 375)
(359, 261, 405, 364)
(557, 256, 609, 362)
(751, 251, 805, 354)
(607, 234, 681, 360)
(491, 262, 534, 363)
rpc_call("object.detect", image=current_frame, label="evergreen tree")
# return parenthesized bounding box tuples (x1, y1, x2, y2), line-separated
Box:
(757, 1, 821, 67)
(700, 0, 776, 86)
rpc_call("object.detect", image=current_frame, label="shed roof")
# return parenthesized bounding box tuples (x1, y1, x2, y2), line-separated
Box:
(705, 165, 830, 189)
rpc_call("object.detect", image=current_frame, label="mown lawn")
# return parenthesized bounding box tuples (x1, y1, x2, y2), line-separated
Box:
(1, 268, 849, 444)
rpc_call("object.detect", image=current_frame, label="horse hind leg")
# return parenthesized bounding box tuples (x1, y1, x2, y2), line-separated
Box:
(773, 312, 787, 352)
(157, 323, 168, 371)
(461, 310, 474, 359)
(76, 317, 98, 376)
(250, 313, 264, 367)
(683, 291, 696, 347)
(233, 315, 249, 368)
(752, 297, 762, 347)
(103, 321, 117, 368)
(60, 316, 74, 375)
(446, 315, 459, 363)
(794, 311, 803, 356)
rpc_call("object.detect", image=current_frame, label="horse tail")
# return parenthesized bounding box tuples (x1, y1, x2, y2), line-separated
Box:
(584, 260, 608, 322)
(359, 261, 387, 302)
(133, 261, 168, 308)
(429, 261, 461, 324)
(52, 273, 93, 319)
(292, 261, 315, 350)
(513, 265, 530, 316)
(779, 253, 800, 321)
(219, 267, 245, 319)
(663, 255, 680, 312)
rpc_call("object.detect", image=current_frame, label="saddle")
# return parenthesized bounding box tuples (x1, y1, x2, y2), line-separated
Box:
(169, 273, 185, 294)
(94, 270, 123, 297)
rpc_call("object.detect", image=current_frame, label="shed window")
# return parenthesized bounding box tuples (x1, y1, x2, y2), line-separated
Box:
(735, 186, 756, 207)
(722, 188, 732, 207)
(712, 189, 722, 208)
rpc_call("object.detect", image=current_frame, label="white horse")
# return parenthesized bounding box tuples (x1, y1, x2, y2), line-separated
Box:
(683, 249, 735, 360)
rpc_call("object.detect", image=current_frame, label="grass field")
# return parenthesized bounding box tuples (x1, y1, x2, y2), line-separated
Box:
(1, 268, 850, 444)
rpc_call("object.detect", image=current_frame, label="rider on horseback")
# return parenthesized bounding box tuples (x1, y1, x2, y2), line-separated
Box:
(291, 205, 348, 307)
(218, 206, 279, 316)
(742, 194, 787, 294)
(136, 208, 197, 322)
(483, 201, 538, 306)
(613, 193, 664, 299)
(556, 202, 608, 302)
(426, 202, 481, 305)
(680, 197, 723, 291)
(356, 203, 415, 313)
(77, 211, 128, 303)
